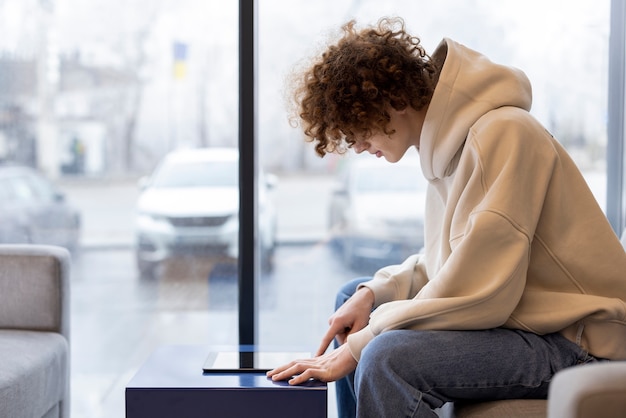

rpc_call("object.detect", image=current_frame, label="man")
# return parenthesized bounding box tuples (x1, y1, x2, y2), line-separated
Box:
(268, 17, 626, 418)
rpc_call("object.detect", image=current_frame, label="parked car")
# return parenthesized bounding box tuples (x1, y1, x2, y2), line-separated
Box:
(0, 164, 81, 251)
(328, 151, 426, 269)
(134, 147, 277, 279)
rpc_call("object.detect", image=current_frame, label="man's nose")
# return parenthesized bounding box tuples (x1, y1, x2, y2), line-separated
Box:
(353, 142, 368, 153)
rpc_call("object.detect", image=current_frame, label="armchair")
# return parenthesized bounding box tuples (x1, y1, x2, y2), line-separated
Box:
(0, 245, 71, 418)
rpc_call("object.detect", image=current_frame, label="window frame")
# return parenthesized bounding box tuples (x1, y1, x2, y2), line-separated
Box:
(238, 0, 258, 349)
(607, 0, 626, 234)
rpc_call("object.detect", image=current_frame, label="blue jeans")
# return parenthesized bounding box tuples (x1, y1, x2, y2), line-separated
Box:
(333, 277, 596, 418)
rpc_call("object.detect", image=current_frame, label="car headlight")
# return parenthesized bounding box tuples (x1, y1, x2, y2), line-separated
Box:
(136, 212, 171, 228)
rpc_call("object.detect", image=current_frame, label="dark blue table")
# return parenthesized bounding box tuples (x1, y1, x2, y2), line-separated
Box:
(125, 345, 327, 418)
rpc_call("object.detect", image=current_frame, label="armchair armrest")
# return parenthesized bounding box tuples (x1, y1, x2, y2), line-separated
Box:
(0, 244, 71, 341)
(548, 361, 626, 418)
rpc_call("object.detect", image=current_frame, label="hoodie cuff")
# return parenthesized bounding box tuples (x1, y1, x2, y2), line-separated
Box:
(356, 254, 422, 307)
(357, 280, 396, 308)
(346, 325, 376, 362)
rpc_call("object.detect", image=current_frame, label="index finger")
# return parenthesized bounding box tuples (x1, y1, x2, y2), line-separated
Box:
(316, 326, 341, 356)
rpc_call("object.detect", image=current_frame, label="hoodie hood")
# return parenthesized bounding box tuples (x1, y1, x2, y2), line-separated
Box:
(420, 38, 532, 180)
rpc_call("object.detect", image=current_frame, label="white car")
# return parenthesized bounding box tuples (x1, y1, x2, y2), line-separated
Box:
(134, 148, 277, 278)
(328, 151, 426, 269)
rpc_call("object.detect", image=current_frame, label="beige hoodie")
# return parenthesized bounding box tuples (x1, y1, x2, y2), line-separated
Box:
(346, 38, 626, 361)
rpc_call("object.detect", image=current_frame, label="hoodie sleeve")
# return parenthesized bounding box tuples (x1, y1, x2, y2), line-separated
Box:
(347, 109, 558, 361)
(347, 212, 531, 360)
(355, 254, 428, 307)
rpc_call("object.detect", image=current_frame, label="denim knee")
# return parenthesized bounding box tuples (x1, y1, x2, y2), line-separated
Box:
(356, 331, 402, 381)
(355, 331, 441, 417)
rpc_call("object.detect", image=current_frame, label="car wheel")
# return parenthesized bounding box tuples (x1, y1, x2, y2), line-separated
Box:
(342, 238, 358, 269)
(327, 210, 344, 249)
(65, 229, 81, 254)
(260, 242, 275, 274)
(136, 256, 159, 280)
(67, 214, 82, 253)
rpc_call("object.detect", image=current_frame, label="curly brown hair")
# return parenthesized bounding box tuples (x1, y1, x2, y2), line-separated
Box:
(290, 17, 439, 157)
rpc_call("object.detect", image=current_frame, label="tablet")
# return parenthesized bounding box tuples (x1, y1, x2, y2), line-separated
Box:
(202, 350, 311, 373)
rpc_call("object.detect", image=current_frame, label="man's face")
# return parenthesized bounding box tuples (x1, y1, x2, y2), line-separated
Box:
(351, 109, 420, 163)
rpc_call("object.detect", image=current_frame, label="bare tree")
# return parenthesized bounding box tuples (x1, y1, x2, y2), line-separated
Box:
(55, 0, 163, 174)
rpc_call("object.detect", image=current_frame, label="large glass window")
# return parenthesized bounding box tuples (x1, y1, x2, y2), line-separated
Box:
(257, 1, 612, 415)
(0, 1, 618, 417)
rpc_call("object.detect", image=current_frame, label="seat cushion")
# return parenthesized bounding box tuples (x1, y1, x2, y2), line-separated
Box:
(0, 330, 68, 418)
(453, 399, 547, 418)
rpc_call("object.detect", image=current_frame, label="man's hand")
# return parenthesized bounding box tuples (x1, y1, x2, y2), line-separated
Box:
(316, 286, 374, 356)
(266, 343, 357, 385)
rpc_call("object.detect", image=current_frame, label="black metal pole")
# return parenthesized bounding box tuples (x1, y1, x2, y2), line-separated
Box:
(238, 0, 257, 356)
